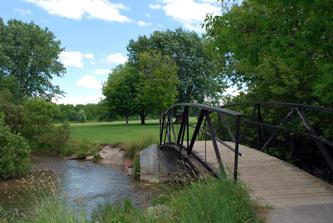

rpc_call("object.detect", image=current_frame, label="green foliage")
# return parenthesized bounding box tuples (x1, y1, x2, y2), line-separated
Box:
(60, 138, 99, 158)
(103, 51, 178, 124)
(0, 19, 65, 99)
(0, 112, 30, 179)
(205, 0, 333, 105)
(0, 89, 23, 132)
(120, 135, 157, 159)
(103, 64, 139, 123)
(92, 199, 140, 223)
(77, 109, 87, 123)
(21, 98, 69, 154)
(54, 103, 109, 122)
(136, 51, 178, 122)
(167, 178, 260, 223)
(127, 29, 225, 103)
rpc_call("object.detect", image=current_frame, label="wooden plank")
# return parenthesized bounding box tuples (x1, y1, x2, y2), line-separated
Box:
(192, 141, 333, 208)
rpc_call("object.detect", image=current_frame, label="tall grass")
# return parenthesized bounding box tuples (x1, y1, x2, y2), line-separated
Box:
(92, 177, 262, 223)
(120, 135, 158, 159)
(1, 172, 88, 223)
(2, 176, 261, 223)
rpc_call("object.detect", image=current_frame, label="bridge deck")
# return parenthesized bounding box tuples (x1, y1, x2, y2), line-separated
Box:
(192, 141, 333, 208)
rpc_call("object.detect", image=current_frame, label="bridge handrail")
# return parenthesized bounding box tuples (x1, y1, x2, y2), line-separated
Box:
(220, 101, 333, 175)
(165, 103, 243, 117)
(159, 102, 242, 180)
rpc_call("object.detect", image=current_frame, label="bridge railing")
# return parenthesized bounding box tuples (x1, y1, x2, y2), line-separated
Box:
(159, 103, 243, 180)
(221, 102, 333, 176)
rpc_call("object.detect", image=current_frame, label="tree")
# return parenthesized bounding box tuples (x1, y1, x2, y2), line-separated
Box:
(0, 19, 65, 99)
(136, 51, 178, 124)
(127, 28, 224, 104)
(77, 109, 87, 123)
(205, 0, 333, 105)
(103, 64, 138, 124)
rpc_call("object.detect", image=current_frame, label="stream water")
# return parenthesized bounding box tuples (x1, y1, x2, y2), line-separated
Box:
(0, 156, 153, 218)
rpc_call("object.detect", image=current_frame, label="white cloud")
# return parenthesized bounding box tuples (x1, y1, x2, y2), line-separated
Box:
(59, 51, 94, 68)
(149, 3, 161, 9)
(106, 52, 127, 65)
(25, 0, 131, 23)
(94, 68, 110, 76)
(145, 13, 151, 18)
(13, 8, 32, 16)
(76, 75, 102, 89)
(152, 0, 220, 32)
(138, 20, 150, 26)
(53, 95, 104, 105)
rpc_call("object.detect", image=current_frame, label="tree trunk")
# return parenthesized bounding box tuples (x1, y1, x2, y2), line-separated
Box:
(125, 115, 128, 125)
(140, 114, 146, 125)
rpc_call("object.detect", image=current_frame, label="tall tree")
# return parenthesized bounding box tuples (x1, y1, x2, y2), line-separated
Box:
(136, 51, 178, 124)
(0, 19, 65, 99)
(127, 28, 224, 104)
(103, 64, 138, 124)
(205, 0, 333, 105)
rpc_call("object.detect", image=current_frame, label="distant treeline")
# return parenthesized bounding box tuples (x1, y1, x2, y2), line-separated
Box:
(54, 103, 108, 122)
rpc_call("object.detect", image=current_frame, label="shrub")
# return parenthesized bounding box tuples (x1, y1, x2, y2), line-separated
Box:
(35, 122, 71, 155)
(0, 113, 30, 179)
(21, 98, 71, 154)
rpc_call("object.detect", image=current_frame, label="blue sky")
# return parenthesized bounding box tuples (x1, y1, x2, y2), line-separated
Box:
(1, 0, 222, 104)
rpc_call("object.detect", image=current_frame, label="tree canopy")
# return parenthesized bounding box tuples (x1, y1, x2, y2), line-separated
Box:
(103, 51, 178, 124)
(205, 0, 333, 105)
(0, 19, 65, 99)
(127, 28, 224, 104)
(136, 51, 178, 124)
(103, 64, 139, 124)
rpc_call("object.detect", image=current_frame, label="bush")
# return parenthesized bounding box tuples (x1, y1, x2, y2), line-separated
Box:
(35, 122, 71, 155)
(0, 113, 30, 179)
(21, 98, 71, 154)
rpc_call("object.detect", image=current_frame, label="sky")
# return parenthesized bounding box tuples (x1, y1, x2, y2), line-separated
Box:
(0, 0, 222, 104)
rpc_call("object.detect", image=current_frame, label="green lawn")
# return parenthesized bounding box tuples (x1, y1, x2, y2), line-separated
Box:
(69, 119, 160, 144)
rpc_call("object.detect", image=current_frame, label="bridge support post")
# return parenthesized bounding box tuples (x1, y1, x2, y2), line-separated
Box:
(256, 104, 263, 150)
(234, 116, 241, 181)
(187, 110, 205, 155)
(206, 113, 226, 177)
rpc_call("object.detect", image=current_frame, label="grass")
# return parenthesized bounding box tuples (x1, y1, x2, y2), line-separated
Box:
(69, 120, 160, 145)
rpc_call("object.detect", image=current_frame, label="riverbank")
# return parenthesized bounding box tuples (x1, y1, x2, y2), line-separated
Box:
(0, 156, 155, 222)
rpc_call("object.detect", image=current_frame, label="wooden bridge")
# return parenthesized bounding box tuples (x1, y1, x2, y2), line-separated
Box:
(159, 102, 333, 222)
